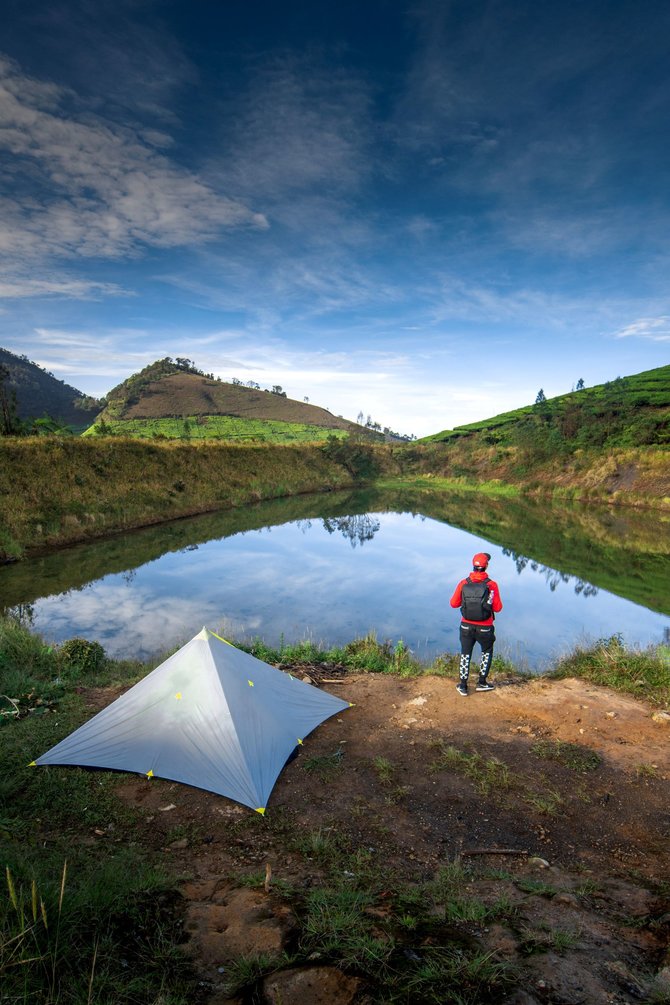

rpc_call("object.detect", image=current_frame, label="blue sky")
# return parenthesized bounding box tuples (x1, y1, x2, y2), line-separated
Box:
(1, 0, 668, 437)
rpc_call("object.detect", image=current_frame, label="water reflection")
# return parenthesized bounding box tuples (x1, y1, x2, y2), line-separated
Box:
(322, 514, 382, 547)
(1, 488, 668, 670)
(503, 550, 599, 597)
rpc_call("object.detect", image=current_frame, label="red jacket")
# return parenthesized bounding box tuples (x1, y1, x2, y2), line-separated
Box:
(450, 570, 503, 626)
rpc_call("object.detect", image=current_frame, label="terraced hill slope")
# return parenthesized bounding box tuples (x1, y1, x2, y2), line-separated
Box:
(421, 363, 670, 450)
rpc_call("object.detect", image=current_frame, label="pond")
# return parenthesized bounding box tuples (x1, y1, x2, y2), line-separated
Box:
(2, 487, 668, 670)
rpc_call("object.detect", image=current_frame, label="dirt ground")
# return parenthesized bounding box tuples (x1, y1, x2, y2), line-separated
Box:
(110, 672, 670, 1004)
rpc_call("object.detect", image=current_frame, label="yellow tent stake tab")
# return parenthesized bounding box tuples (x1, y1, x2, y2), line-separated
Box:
(255, 807, 266, 815)
(146, 769, 154, 778)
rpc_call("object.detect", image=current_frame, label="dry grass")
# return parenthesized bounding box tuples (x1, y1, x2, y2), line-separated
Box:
(0, 438, 390, 559)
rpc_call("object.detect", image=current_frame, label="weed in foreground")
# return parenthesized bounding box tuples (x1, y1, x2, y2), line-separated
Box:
(301, 747, 344, 781)
(531, 738, 602, 773)
(223, 951, 295, 996)
(1, 860, 196, 1004)
(635, 762, 659, 780)
(524, 789, 564, 816)
(373, 755, 395, 785)
(430, 744, 511, 795)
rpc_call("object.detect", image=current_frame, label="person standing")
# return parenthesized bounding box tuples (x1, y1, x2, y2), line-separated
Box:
(450, 552, 503, 696)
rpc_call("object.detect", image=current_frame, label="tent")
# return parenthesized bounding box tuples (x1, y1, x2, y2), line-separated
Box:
(33, 627, 351, 813)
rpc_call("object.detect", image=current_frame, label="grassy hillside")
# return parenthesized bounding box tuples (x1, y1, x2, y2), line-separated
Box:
(0, 437, 394, 561)
(421, 364, 670, 452)
(0, 346, 100, 429)
(92, 357, 367, 441)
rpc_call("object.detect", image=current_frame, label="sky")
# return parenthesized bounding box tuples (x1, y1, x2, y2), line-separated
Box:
(1, 0, 669, 438)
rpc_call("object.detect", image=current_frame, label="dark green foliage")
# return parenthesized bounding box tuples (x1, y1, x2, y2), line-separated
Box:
(321, 435, 383, 477)
(0, 362, 23, 435)
(0, 347, 100, 429)
(58, 637, 106, 674)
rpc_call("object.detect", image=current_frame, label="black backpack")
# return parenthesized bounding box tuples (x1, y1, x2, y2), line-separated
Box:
(460, 576, 493, 621)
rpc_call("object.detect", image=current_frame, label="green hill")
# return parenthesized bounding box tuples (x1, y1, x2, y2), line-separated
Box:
(421, 364, 670, 452)
(85, 357, 374, 443)
(0, 347, 100, 430)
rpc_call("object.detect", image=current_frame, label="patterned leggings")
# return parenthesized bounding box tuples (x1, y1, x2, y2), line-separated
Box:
(459, 623, 495, 682)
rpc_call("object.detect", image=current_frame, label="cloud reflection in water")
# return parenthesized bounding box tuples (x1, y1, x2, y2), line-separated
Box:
(22, 510, 670, 670)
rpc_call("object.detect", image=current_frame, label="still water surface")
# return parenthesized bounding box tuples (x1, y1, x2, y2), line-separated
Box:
(2, 489, 668, 670)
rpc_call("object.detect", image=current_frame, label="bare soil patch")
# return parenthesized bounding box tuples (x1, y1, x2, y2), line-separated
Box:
(110, 673, 670, 1004)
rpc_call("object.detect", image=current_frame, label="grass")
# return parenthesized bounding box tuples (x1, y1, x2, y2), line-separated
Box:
(301, 748, 345, 781)
(517, 923, 582, 955)
(530, 739, 602, 773)
(550, 634, 670, 706)
(429, 744, 512, 795)
(84, 414, 352, 444)
(373, 755, 395, 785)
(0, 437, 381, 560)
(524, 789, 564, 816)
(223, 951, 295, 996)
(635, 762, 659, 780)
(515, 878, 559, 897)
(0, 617, 199, 1003)
(244, 630, 427, 677)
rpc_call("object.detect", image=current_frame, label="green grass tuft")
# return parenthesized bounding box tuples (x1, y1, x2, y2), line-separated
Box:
(550, 634, 670, 706)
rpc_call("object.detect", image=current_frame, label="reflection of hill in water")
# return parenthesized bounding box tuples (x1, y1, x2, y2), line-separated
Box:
(2, 486, 668, 618)
(502, 551, 599, 598)
(0, 491, 380, 609)
(372, 488, 669, 617)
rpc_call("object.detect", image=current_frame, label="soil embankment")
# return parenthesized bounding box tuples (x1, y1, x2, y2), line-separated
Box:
(2, 437, 668, 563)
(107, 672, 670, 1004)
(0, 438, 394, 561)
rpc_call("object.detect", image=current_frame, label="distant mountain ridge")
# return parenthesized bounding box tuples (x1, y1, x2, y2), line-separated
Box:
(0, 347, 100, 428)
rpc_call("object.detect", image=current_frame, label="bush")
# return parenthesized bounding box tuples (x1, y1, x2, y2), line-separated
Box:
(58, 637, 106, 674)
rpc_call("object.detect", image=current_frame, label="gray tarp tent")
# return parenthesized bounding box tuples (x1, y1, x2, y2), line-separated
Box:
(33, 627, 351, 813)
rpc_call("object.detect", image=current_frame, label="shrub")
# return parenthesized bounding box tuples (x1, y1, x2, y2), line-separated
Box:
(58, 637, 106, 675)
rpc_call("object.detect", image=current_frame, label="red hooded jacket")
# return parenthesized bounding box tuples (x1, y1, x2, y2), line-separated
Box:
(450, 569, 503, 626)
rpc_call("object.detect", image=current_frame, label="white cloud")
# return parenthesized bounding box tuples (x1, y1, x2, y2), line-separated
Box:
(213, 55, 373, 205)
(0, 55, 268, 262)
(0, 277, 125, 299)
(612, 317, 670, 342)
